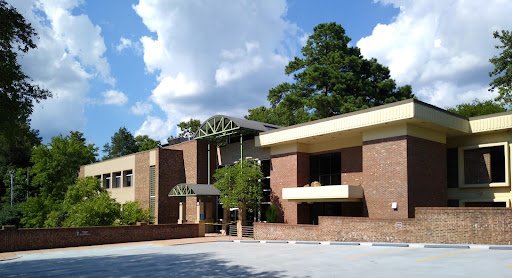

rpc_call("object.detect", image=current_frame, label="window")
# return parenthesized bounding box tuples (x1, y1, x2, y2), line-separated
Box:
(124, 170, 133, 187)
(461, 144, 507, 187)
(113, 172, 121, 188)
(446, 148, 458, 188)
(310, 153, 341, 185)
(102, 173, 111, 189)
(261, 160, 271, 178)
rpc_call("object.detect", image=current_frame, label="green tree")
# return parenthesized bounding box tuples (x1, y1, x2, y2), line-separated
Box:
(119, 201, 150, 225)
(489, 30, 512, 104)
(0, 0, 51, 203)
(135, 135, 160, 151)
(213, 158, 263, 225)
(0, 204, 21, 226)
(19, 131, 97, 227)
(61, 177, 120, 227)
(31, 131, 97, 200)
(447, 99, 507, 118)
(103, 127, 138, 159)
(247, 22, 413, 126)
(167, 118, 201, 143)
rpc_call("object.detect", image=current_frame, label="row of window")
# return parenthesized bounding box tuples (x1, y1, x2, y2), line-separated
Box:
(94, 169, 133, 189)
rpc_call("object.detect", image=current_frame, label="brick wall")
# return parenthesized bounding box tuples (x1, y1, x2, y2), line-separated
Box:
(362, 136, 409, 219)
(340, 146, 363, 185)
(0, 224, 201, 252)
(166, 139, 215, 184)
(167, 140, 199, 183)
(407, 137, 447, 217)
(134, 152, 150, 209)
(254, 208, 512, 245)
(157, 149, 185, 224)
(270, 152, 309, 224)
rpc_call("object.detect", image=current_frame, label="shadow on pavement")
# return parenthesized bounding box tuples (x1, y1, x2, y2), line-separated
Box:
(0, 252, 285, 277)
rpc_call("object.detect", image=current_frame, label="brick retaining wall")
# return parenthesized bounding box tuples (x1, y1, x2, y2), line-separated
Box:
(254, 208, 512, 245)
(0, 224, 201, 252)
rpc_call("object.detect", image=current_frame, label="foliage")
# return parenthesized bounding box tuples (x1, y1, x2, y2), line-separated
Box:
(19, 195, 55, 227)
(135, 135, 161, 151)
(489, 30, 512, 104)
(0, 0, 51, 203)
(61, 177, 120, 227)
(119, 201, 151, 225)
(213, 159, 263, 215)
(1, 167, 35, 205)
(246, 22, 413, 126)
(103, 127, 138, 159)
(31, 131, 97, 201)
(168, 118, 201, 143)
(265, 204, 279, 223)
(0, 204, 21, 226)
(447, 99, 507, 118)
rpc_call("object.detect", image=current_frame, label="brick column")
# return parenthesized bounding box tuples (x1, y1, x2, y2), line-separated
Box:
(362, 136, 409, 219)
(362, 135, 447, 219)
(270, 152, 309, 224)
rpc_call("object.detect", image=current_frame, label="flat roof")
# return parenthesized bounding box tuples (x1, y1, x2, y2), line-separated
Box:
(255, 99, 512, 147)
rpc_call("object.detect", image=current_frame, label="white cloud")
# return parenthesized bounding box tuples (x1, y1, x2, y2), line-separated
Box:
(131, 101, 153, 115)
(116, 37, 133, 52)
(8, 0, 113, 139)
(357, 0, 512, 108)
(135, 116, 172, 141)
(133, 0, 301, 138)
(103, 90, 128, 106)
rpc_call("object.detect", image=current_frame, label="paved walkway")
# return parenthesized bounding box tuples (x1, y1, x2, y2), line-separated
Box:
(0, 234, 234, 262)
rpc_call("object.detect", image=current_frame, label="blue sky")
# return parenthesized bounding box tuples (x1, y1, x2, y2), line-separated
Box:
(9, 0, 512, 153)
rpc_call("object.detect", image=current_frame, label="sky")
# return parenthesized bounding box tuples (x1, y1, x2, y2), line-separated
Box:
(8, 0, 512, 151)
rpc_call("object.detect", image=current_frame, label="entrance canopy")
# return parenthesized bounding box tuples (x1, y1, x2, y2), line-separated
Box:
(168, 183, 221, 197)
(282, 185, 363, 203)
(195, 115, 279, 141)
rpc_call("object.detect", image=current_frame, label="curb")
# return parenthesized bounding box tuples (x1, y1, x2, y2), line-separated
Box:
(226, 240, 512, 250)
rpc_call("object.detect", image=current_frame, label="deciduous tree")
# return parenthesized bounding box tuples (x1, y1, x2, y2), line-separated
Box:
(490, 30, 512, 104)
(135, 135, 161, 151)
(213, 158, 263, 225)
(447, 99, 507, 118)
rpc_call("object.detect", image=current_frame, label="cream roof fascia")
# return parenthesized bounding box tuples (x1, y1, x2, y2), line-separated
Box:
(469, 111, 512, 133)
(255, 99, 470, 147)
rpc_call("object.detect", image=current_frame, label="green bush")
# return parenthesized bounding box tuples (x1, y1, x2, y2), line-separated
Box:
(119, 201, 150, 225)
(265, 204, 279, 223)
(0, 205, 21, 226)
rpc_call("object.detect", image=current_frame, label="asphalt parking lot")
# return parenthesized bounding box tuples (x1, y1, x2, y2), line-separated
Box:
(1, 241, 511, 277)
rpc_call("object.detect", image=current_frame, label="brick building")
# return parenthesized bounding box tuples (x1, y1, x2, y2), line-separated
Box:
(80, 99, 512, 226)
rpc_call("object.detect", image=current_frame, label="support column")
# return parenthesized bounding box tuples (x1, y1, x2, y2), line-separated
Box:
(178, 202, 184, 224)
(240, 133, 243, 165)
(196, 201, 204, 223)
(207, 143, 211, 184)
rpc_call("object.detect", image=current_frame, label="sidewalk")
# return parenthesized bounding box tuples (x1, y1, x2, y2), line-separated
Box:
(0, 233, 236, 262)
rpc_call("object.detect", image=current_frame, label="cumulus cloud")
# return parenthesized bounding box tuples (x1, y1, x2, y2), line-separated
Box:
(116, 37, 133, 52)
(135, 116, 172, 141)
(357, 0, 512, 108)
(133, 0, 301, 139)
(131, 101, 153, 115)
(8, 0, 113, 138)
(103, 90, 128, 106)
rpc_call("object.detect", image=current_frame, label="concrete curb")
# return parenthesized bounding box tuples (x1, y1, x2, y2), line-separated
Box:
(227, 240, 512, 250)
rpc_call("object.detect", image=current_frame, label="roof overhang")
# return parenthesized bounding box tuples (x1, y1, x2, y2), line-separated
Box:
(255, 99, 474, 147)
(195, 115, 280, 141)
(282, 185, 363, 203)
(168, 183, 221, 197)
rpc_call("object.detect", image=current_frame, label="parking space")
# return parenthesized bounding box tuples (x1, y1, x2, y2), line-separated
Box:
(1, 241, 511, 277)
